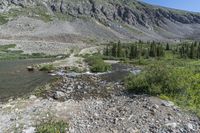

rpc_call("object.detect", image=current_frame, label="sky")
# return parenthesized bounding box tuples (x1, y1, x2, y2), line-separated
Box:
(142, 0, 200, 12)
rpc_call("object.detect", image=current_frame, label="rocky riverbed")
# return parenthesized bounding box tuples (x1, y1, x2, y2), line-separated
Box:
(0, 71, 199, 133)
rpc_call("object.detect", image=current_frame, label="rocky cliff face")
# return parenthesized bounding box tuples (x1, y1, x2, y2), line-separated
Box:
(1, 0, 200, 41)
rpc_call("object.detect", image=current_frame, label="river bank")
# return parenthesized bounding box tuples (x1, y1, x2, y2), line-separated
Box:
(0, 68, 199, 133)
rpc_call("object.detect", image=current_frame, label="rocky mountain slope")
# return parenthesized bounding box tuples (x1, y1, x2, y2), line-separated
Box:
(0, 0, 200, 42)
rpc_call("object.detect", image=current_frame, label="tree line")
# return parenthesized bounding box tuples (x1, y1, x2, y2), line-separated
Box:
(178, 42, 200, 59)
(104, 41, 165, 59)
(104, 41, 200, 60)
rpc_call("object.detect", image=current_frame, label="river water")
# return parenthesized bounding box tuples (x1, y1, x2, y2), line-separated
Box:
(59, 63, 141, 82)
(0, 59, 140, 101)
(0, 59, 54, 101)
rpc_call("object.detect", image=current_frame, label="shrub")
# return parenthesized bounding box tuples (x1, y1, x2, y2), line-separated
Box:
(85, 55, 111, 73)
(125, 63, 192, 96)
(125, 63, 200, 116)
(39, 64, 55, 72)
(125, 73, 149, 94)
(36, 121, 68, 133)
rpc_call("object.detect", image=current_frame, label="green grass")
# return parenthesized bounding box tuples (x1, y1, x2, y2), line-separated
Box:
(39, 64, 55, 72)
(36, 121, 68, 133)
(0, 44, 56, 60)
(53, 12, 75, 21)
(0, 14, 9, 25)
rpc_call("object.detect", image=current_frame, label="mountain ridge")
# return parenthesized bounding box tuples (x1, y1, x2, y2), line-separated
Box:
(0, 0, 200, 41)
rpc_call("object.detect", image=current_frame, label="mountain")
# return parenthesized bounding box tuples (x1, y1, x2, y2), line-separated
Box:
(0, 0, 200, 42)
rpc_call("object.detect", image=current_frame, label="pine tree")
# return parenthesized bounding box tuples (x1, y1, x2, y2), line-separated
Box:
(144, 48, 149, 59)
(149, 42, 156, 57)
(117, 41, 122, 57)
(197, 44, 200, 59)
(104, 45, 109, 56)
(179, 46, 184, 58)
(130, 44, 135, 59)
(125, 48, 129, 58)
(166, 43, 170, 50)
(186, 44, 190, 58)
(138, 40, 143, 44)
(130, 43, 138, 59)
(190, 44, 195, 59)
(112, 43, 117, 57)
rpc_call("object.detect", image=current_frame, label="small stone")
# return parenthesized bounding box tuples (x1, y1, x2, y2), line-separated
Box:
(27, 66, 34, 71)
(10, 118, 15, 121)
(161, 101, 174, 107)
(8, 99, 13, 102)
(29, 95, 37, 100)
(168, 116, 173, 121)
(48, 70, 54, 73)
(77, 85, 82, 89)
(16, 123, 19, 128)
(165, 122, 177, 128)
(126, 127, 139, 133)
(187, 123, 194, 131)
(153, 104, 159, 109)
(23, 127, 35, 133)
(54, 91, 65, 99)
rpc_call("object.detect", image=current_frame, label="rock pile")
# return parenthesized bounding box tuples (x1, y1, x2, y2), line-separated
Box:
(44, 73, 200, 133)
(47, 74, 124, 101)
(68, 95, 200, 133)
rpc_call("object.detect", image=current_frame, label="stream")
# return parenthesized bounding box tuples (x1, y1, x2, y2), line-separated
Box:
(55, 63, 141, 82)
(0, 59, 140, 101)
(0, 58, 54, 101)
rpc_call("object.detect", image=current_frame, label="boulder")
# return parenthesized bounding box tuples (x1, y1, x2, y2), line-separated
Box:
(27, 66, 34, 71)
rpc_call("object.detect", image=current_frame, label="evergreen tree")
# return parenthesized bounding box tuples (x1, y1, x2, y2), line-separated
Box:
(197, 44, 200, 59)
(130, 44, 135, 59)
(111, 43, 117, 57)
(166, 43, 170, 50)
(149, 42, 156, 57)
(138, 40, 143, 44)
(130, 44, 138, 59)
(179, 46, 184, 58)
(105, 45, 109, 56)
(125, 48, 129, 58)
(186, 44, 190, 58)
(190, 44, 195, 59)
(144, 48, 149, 59)
(117, 41, 122, 57)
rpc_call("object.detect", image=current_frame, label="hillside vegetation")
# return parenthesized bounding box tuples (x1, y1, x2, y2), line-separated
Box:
(103, 41, 200, 117)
